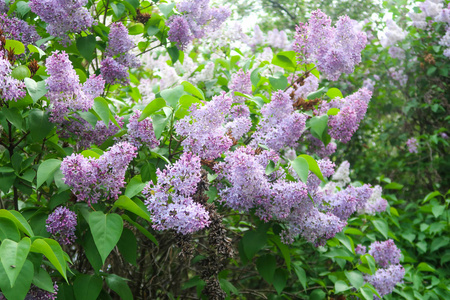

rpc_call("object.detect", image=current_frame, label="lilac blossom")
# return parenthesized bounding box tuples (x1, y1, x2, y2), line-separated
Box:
(355, 244, 367, 255)
(406, 137, 419, 153)
(229, 69, 252, 103)
(251, 91, 308, 152)
(175, 92, 234, 160)
(318, 88, 372, 143)
(332, 161, 351, 187)
(46, 207, 77, 245)
(378, 16, 407, 48)
(388, 46, 406, 60)
(143, 152, 210, 234)
(389, 67, 408, 87)
(293, 10, 367, 81)
(0, 51, 26, 101)
(306, 135, 337, 158)
(369, 239, 401, 268)
(359, 185, 388, 215)
(29, 0, 93, 45)
(364, 264, 405, 299)
(101, 23, 139, 85)
(0, 13, 40, 47)
(45, 51, 105, 123)
(58, 115, 123, 151)
(167, 0, 230, 50)
(61, 142, 137, 204)
(286, 73, 319, 101)
(126, 110, 159, 149)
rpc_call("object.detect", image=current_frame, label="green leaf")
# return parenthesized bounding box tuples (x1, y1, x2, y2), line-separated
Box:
(15, 1, 31, 17)
(24, 78, 47, 102)
(291, 156, 309, 183)
(265, 160, 276, 175)
(147, 26, 160, 36)
(422, 191, 442, 203)
(4, 40, 25, 55)
(121, 215, 158, 246)
(114, 195, 151, 222)
(93, 97, 111, 128)
(219, 279, 238, 295)
(345, 270, 364, 289)
(308, 115, 329, 141)
(167, 46, 179, 64)
(271, 51, 296, 70)
(117, 228, 137, 266)
(372, 219, 389, 239)
(0, 260, 33, 300)
(256, 254, 276, 284)
(269, 74, 288, 90)
(0, 218, 20, 242)
(32, 268, 54, 293)
(10, 65, 30, 80)
(110, 2, 125, 18)
(160, 85, 185, 107)
(0, 210, 34, 237)
(431, 205, 445, 218)
(344, 228, 363, 235)
(89, 211, 123, 265)
(242, 229, 267, 260)
(124, 176, 147, 199)
(28, 109, 54, 141)
(27, 44, 46, 58)
(327, 108, 340, 116)
(73, 275, 103, 300)
(269, 235, 291, 271)
(159, 3, 175, 17)
(81, 149, 102, 159)
(151, 114, 170, 139)
(298, 154, 324, 182)
(181, 81, 205, 99)
(335, 280, 350, 294)
(81, 231, 102, 273)
(30, 238, 67, 281)
(0, 238, 31, 287)
(293, 263, 307, 289)
(36, 159, 61, 189)
(417, 262, 436, 272)
(2, 107, 23, 131)
(359, 286, 374, 300)
(307, 87, 327, 100)
(76, 35, 96, 61)
(105, 274, 133, 300)
(128, 23, 144, 35)
(138, 98, 166, 121)
(310, 289, 326, 300)
(384, 182, 404, 190)
(430, 237, 449, 252)
(273, 269, 288, 295)
(326, 87, 343, 99)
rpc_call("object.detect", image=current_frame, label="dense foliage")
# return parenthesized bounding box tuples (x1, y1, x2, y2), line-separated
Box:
(0, 0, 448, 300)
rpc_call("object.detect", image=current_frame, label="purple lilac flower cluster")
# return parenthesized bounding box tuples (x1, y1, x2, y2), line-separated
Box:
(359, 185, 388, 215)
(29, 0, 93, 45)
(355, 244, 367, 255)
(101, 23, 140, 85)
(306, 134, 337, 158)
(0, 51, 26, 101)
(293, 10, 367, 81)
(251, 91, 307, 152)
(125, 110, 159, 149)
(143, 152, 210, 234)
(364, 240, 405, 299)
(406, 137, 419, 153)
(61, 142, 137, 204)
(286, 73, 319, 101)
(318, 88, 372, 143)
(228, 69, 252, 103)
(0, 13, 40, 47)
(0, 0, 8, 13)
(175, 92, 234, 160)
(46, 206, 77, 245)
(45, 51, 105, 123)
(167, 0, 231, 50)
(58, 115, 124, 151)
(24, 283, 58, 300)
(369, 239, 401, 268)
(215, 146, 346, 245)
